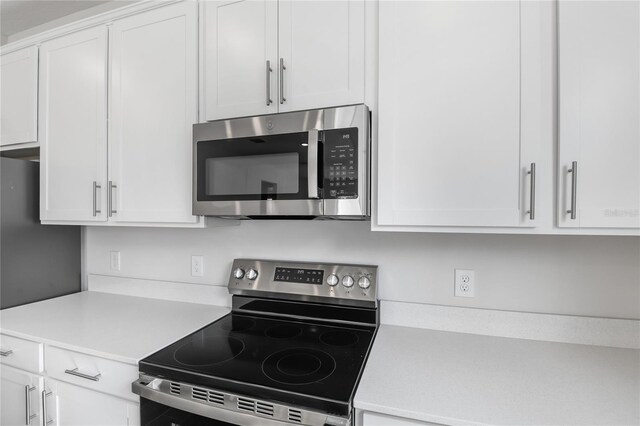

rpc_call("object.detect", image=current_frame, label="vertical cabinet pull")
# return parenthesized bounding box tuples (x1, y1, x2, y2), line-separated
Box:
(527, 163, 536, 220)
(266, 60, 273, 106)
(42, 390, 53, 425)
(567, 161, 578, 219)
(108, 181, 117, 217)
(279, 58, 286, 104)
(92, 181, 101, 217)
(24, 385, 36, 425)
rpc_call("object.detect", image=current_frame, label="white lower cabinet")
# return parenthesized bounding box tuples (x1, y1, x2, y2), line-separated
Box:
(361, 411, 442, 426)
(1, 338, 140, 426)
(45, 379, 139, 426)
(0, 365, 43, 426)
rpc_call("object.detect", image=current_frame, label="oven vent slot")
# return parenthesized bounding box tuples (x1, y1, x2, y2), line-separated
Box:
(288, 408, 303, 423)
(256, 401, 274, 416)
(169, 382, 181, 395)
(237, 397, 274, 417)
(192, 387, 224, 405)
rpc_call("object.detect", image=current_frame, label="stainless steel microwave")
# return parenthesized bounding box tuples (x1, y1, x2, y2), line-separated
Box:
(193, 104, 370, 219)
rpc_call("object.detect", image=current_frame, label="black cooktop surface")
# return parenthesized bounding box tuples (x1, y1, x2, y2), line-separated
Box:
(140, 313, 375, 407)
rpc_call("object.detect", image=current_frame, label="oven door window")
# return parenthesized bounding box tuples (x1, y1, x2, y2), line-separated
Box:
(197, 132, 315, 201)
(141, 398, 238, 426)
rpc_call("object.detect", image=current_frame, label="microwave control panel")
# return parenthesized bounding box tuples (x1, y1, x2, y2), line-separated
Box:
(323, 128, 358, 199)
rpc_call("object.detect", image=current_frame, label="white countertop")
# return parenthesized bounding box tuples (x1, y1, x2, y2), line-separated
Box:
(355, 325, 640, 426)
(0, 291, 229, 365)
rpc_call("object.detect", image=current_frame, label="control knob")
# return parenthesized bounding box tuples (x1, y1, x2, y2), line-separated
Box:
(326, 274, 339, 286)
(246, 269, 258, 280)
(342, 275, 354, 288)
(232, 268, 245, 279)
(358, 276, 371, 289)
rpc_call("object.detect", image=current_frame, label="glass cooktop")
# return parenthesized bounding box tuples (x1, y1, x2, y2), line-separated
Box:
(139, 313, 375, 406)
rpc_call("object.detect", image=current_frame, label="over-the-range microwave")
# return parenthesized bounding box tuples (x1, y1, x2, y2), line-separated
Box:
(193, 104, 370, 219)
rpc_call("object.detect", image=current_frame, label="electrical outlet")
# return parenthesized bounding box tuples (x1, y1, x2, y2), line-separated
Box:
(191, 255, 204, 277)
(110, 251, 121, 271)
(454, 269, 475, 297)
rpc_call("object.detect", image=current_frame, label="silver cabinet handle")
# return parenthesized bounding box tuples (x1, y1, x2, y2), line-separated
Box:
(307, 130, 319, 199)
(0, 349, 13, 357)
(64, 367, 101, 382)
(25, 385, 36, 425)
(92, 181, 102, 217)
(567, 161, 578, 219)
(527, 163, 536, 220)
(279, 58, 286, 104)
(42, 390, 53, 425)
(108, 181, 117, 217)
(266, 60, 273, 106)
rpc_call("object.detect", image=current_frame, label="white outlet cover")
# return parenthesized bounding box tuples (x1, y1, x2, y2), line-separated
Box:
(191, 255, 204, 277)
(110, 251, 121, 271)
(454, 269, 475, 298)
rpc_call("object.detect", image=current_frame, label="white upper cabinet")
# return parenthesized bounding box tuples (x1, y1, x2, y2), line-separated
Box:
(203, 0, 278, 121)
(558, 0, 640, 229)
(39, 26, 108, 223)
(377, 1, 544, 228)
(202, 0, 365, 121)
(1, 46, 38, 147)
(278, 0, 365, 112)
(109, 1, 199, 224)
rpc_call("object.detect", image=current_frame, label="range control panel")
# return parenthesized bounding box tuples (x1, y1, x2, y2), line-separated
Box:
(323, 128, 358, 199)
(228, 259, 377, 307)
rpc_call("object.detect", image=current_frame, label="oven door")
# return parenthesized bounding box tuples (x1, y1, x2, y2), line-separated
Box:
(193, 127, 322, 218)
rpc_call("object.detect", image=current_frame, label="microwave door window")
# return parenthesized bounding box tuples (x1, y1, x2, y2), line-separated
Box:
(205, 153, 300, 199)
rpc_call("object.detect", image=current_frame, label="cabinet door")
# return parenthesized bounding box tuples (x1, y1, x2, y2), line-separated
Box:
(0, 365, 42, 426)
(39, 26, 108, 222)
(377, 1, 541, 228)
(45, 379, 136, 426)
(278, 0, 365, 112)
(1, 46, 38, 147)
(110, 2, 199, 224)
(558, 1, 640, 229)
(203, 0, 278, 120)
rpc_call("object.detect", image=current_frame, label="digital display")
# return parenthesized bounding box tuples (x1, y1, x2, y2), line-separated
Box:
(274, 267, 324, 285)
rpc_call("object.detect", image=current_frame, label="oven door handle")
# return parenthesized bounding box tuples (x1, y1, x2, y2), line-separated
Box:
(307, 129, 319, 199)
(133, 377, 296, 426)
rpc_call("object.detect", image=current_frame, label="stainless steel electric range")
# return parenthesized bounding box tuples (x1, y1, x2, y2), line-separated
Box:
(132, 259, 378, 426)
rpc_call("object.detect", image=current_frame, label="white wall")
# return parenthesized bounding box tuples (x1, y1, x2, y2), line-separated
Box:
(85, 221, 640, 320)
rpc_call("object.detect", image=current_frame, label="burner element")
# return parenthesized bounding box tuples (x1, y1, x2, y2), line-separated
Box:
(265, 324, 302, 339)
(262, 348, 336, 385)
(277, 354, 322, 377)
(174, 337, 244, 366)
(220, 317, 255, 332)
(320, 330, 359, 347)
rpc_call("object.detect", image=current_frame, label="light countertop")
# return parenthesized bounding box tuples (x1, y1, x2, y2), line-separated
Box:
(355, 325, 640, 426)
(0, 291, 229, 365)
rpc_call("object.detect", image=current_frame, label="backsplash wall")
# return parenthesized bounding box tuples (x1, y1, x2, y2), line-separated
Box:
(85, 221, 640, 320)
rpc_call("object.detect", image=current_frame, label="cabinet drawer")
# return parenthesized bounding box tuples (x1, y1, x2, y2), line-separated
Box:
(45, 346, 138, 402)
(0, 333, 44, 373)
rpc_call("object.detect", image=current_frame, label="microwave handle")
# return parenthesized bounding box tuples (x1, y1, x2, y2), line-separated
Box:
(307, 129, 319, 199)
